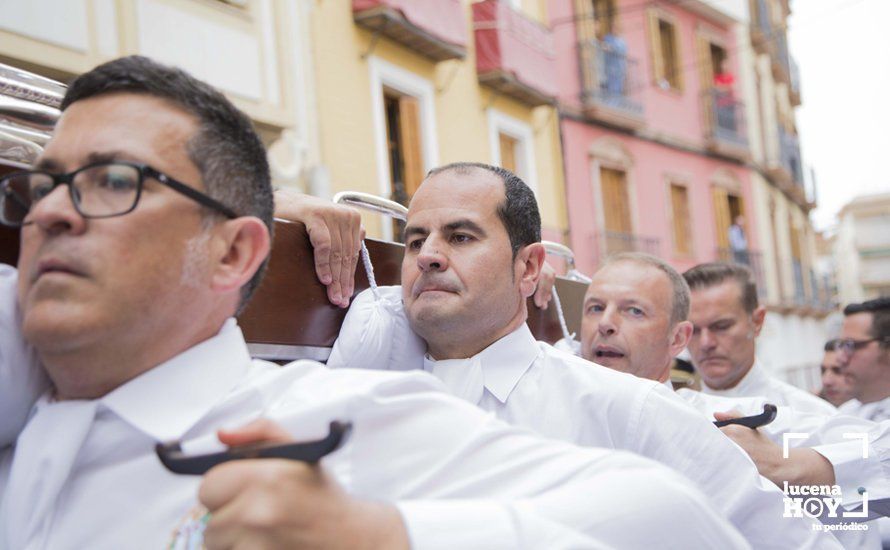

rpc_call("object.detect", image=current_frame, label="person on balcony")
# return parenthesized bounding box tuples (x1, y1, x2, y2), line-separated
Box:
(601, 25, 627, 100)
(728, 215, 750, 265)
(713, 59, 737, 133)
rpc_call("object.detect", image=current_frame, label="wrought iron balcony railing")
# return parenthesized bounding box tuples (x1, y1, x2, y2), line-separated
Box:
(779, 127, 803, 186)
(792, 259, 806, 306)
(578, 38, 643, 122)
(703, 88, 748, 157)
(790, 57, 802, 105)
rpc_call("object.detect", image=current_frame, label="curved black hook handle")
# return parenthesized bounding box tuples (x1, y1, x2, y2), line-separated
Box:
(713, 404, 778, 429)
(156, 421, 352, 476)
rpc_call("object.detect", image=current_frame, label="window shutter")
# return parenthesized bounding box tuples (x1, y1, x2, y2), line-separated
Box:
(647, 10, 663, 84)
(398, 95, 424, 200)
(712, 186, 731, 250)
(671, 184, 692, 256)
(601, 167, 632, 235)
(499, 132, 519, 174)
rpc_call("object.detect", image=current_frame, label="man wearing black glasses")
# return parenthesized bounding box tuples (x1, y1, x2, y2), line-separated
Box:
(835, 297, 890, 421)
(0, 56, 750, 549)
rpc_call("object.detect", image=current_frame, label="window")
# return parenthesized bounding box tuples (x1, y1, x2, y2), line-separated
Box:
(669, 183, 692, 256)
(383, 93, 423, 205)
(369, 57, 438, 240)
(709, 43, 728, 82)
(383, 92, 424, 235)
(600, 166, 633, 253)
(712, 186, 744, 253)
(593, 0, 617, 39)
(487, 109, 538, 194)
(648, 13, 682, 91)
(498, 132, 519, 174)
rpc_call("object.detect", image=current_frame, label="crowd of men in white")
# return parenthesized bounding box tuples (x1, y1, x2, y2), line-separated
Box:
(1, 56, 889, 549)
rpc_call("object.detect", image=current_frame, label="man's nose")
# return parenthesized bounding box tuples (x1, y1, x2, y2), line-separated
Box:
(26, 184, 86, 236)
(597, 306, 618, 336)
(416, 239, 447, 273)
(697, 328, 716, 350)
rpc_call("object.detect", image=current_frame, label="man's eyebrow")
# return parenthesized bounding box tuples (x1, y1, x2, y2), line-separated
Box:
(33, 157, 63, 172)
(403, 225, 428, 241)
(87, 151, 130, 165)
(443, 219, 486, 236)
(34, 151, 131, 172)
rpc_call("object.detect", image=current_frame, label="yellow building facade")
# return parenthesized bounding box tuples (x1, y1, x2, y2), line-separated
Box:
(311, 0, 568, 240)
(0, 0, 570, 244)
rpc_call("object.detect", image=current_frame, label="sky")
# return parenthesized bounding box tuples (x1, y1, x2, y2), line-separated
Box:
(789, 0, 890, 231)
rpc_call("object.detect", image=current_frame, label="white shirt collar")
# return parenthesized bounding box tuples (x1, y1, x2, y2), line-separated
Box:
(423, 324, 540, 404)
(99, 318, 250, 442)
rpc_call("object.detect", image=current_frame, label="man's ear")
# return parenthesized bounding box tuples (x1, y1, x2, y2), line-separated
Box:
(669, 320, 693, 358)
(751, 305, 766, 337)
(210, 217, 271, 295)
(516, 242, 546, 298)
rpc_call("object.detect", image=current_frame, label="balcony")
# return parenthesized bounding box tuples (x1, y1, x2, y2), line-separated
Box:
(789, 57, 802, 106)
(472, 0, 557, 107)
(717, 248, 767, 299)
(770, 126, 806, 192)
(353, 0, 467, 61)
(578, 38, 644, 129)
(593, 231, 660, 264)
(792, 259, 806, 307)
(702, 88, 749, 160)
(750, 0, 772, 56)
(772, 32, 791, 84)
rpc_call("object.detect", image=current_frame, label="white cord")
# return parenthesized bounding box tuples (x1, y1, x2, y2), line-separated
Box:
(359, 241, 380, 300)
(551, 286, 574, 344)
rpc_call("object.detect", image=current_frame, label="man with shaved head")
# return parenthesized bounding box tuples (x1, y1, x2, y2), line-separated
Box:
(330, 163, 835, 548)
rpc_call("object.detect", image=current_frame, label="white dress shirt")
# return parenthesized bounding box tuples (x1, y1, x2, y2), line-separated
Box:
(701, 360, 838, 416)
(0, 307, 749, 549)
(839, 398, 890, 422)
(329, 286, 840, 549)
(0, 264, 46, 446)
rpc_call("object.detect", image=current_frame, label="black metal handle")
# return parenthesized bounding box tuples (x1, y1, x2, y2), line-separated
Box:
(156, 421, 352, 475)
(713, 404, 778, 429)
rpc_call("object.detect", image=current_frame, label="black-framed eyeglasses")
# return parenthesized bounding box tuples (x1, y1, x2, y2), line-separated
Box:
(0, 161, 238, 227)
(832, 338, 885, 354)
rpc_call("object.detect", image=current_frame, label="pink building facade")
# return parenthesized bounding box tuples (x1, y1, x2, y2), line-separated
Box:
(549, 0, 762, 280)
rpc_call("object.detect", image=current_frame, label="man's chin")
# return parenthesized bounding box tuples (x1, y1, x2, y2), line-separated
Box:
(699, 363, 738, 389)
(21, 304, 98, 352)
(587, 354, 629, 372)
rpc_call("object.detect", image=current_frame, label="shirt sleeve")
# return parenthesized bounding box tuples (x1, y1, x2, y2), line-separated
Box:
(811, 416, 890, 512)
(632, 384, 839, 549)
(340, 373, 749, 550)
(0, 265, 47, 448)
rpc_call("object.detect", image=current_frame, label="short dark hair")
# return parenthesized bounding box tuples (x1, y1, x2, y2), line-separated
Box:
(844, 297, 890, 347)
(426, 162, 541, 258)
(682, 262, 759, 313)
(62, 56, 273, 310)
